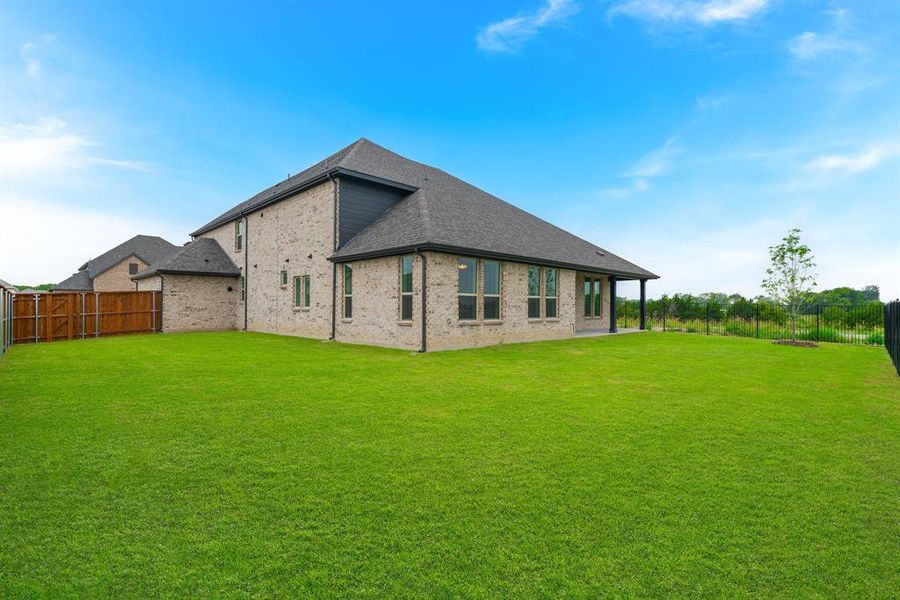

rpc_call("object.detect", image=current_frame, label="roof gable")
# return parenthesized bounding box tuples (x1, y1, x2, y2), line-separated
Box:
(133, 238, 240, 279)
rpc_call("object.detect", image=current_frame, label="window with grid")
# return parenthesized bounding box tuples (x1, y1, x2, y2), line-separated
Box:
(483, 260, 501, 320)
(457, 257, 477, 320)
(235, 220, 243, 251)
(545, 268, 558, 318)
(343, 264, 352, 319)
(527, 266, 541, 319)
(400, 256, 413, 321)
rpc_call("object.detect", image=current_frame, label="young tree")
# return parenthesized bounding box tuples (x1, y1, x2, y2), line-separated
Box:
(761, 228, 817, 340)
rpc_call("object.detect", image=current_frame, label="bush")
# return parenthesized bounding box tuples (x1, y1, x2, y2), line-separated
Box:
(725, 322, 753, 337)
(866, 332, 885, 346)
(798, 327, 846, 343)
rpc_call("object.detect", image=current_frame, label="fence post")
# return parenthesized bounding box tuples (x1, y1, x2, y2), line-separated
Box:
(94, 292, 99, 337)
(662, 298, 666, 332)
(755, 302, 759, 338)
(81, 293, 86, 339)
(706, 303, 710, 335)
(816, 304, 820, 343)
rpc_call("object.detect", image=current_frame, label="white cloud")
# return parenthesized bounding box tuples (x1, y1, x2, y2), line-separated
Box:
(0, 196, 188, 285)
(806, 142, 900, 175)
(788, 8, 866, 61)
(0, 118, 150, 175)
(477, 0, 579, 54)
(20, 34, 56, 79)
(608, 0, 768, 26)
(625, 136, 682, 178)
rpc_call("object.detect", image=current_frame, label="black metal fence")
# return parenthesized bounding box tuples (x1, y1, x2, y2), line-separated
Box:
(617, 298, 885, 346)
(885, 301, 900, 375)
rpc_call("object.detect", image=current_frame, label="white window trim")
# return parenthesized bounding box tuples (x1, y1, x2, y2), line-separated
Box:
(527, 265, 542, 320)
(399, 256, 414, 321)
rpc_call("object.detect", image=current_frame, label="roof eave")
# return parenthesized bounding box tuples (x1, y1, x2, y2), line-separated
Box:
(330, 243, 658, 280)
(133, 269, 241, 280)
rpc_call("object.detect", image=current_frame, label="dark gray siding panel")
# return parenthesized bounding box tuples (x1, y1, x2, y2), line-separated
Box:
(338, 178, 408, 247)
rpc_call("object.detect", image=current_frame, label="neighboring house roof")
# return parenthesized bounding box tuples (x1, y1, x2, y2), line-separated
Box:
(132, 238, 241, 280)
(0, 278, 14, 291)
(55, 235, 180, 290)
(17, 288, 47, 294)
(193, 139, 657, 279)
(54, 270, 93, 291)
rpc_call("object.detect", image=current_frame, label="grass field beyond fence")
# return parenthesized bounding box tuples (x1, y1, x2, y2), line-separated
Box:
(1, 332, 898, 597)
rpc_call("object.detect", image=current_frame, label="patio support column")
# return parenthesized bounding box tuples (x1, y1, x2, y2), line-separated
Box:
(639, 279, 647, 330)
(608, 275, 617, 333)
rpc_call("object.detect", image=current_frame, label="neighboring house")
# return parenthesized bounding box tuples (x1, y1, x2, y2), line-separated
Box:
(55, 235, 180, 292)
(0, 279, 15, 293)
(134, 139, 657, 351)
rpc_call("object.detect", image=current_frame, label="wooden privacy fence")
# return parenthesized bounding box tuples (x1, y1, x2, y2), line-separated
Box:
(10, 291, 161, 345)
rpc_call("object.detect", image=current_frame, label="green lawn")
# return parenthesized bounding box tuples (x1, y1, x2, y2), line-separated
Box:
(1, 332, 898, 597)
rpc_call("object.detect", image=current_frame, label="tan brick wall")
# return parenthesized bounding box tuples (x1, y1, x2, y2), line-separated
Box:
(422, 253, 577, 351)
(200, 180, 336, 338)
(93, 255, 147, 291)
(156, 274, 240, 332)
(575, 272, 611, 331)
(335, 255, 422, 350)
(134, 275, 162, 292)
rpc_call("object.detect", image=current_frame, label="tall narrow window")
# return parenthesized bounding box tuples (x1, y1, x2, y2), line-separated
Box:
(294, 276, 303, 307)
(457, 257, 477, 320)
(584, 279, 592, 317)
(235, 220, 244, 251)
(593, 279, 602, 318)
(343, 264, 353, 319)
(302, 275, 311, 308)
(483, 260, 501, 320)
(240, 276, 245, 302)
(400, 256, 413, 321)
(280, 269, 288, 287)
(545, 268, 558, 318)
(527, 266, 541, 319)
(129, 263, 139, 275)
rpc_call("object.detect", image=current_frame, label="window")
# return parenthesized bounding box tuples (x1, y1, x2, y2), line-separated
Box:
(303, 275, 310, 308)
(240, 276, 245, 303)
(457, 257, 477, 320)
(400, 256, 413, 321)
(235, 220, 244, 251)
(584, 280, 592, 317)
(545, 268, 558, 318)
(280, 269, 288, 287)
(483, 260, 501, 320)
(293, 275, 310, 308)
(527, 266, 541, 319)
(128, 263, 138, 275)
(343, 264, 352, 319)
(584, 277, 603, 318)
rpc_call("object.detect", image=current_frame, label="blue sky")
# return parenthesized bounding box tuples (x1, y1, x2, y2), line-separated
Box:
(1, 0, 898, 299)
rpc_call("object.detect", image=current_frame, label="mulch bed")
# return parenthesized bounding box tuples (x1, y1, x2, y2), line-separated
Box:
(772, 340, 818, 348)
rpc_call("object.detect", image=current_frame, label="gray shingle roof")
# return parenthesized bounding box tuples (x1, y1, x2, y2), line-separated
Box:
(0, 278, 15, 291)
(133, 238, 240, 279)
(53, 270, 93, 291)
(55, 235, 181, 290)
(194, 139, 658, 279)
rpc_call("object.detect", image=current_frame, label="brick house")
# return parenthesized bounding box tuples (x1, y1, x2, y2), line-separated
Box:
(133, 139, 657, 351)
(54, 235, 179, 292)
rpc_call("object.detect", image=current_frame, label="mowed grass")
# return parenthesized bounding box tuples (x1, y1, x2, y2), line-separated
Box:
(1, 332, 898, 597)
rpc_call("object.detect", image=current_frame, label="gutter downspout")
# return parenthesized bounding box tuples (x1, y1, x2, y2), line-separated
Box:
(330, 176, 339, 341)
(414, 249, 427, 353)
(243, 216, 249, 331)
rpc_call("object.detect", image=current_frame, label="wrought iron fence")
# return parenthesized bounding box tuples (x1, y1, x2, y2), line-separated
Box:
(616, 298, 885, 346)
(885, 301, 900, 375)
